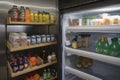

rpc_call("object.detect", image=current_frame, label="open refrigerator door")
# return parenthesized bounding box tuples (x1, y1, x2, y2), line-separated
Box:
(62, 4, 120, 80)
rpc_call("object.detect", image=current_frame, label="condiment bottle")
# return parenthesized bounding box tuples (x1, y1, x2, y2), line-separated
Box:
(48, 54, 52, 63)
(38, 11, 42, 23)
(47, 69, 51, 79)
(19, 6, 25, 22)
(11, 5, 19, 21)
(50, 14, 55, 24)
(25, 7, 31, 22)
(42, 11, 46, 23)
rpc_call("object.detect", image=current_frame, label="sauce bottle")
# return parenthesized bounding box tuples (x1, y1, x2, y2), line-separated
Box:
(50, 14, 55, 24)
(42, 11, 46, 23)
(43, 69, 47, 80)
(18, 55, 24, 71)
(11, 5, 19, 21)
(72, 36, 78, 49)
(25, 7, 31, 22)
(19, 6, 25, 22)
(12, 57, 19, 73)
(34, 13, 38, 22)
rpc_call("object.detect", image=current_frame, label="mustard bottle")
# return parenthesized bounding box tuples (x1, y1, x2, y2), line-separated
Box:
(42, 11, 46, 23)
(50, 14, 55, 24)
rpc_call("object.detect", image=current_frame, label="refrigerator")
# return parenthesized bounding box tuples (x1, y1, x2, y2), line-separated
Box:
(61, 0, 120, 80)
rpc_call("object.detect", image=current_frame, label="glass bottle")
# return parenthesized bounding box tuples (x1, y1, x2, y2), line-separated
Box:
(43, 69, 47, 80)
(11, 5, 19, 21)
(47, 69, 51, 79)
(110, 37, 120, 57)
(72, 36, 78, 49)
(102, 36, 110, 55)
(43, 50, 48, 64)
(96, 36, 103, 54)
(19, 6, 25, 22)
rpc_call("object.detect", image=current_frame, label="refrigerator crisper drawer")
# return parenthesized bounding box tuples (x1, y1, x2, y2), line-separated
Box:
(65, 66, 102, 80)
(65, 55, 120, 80)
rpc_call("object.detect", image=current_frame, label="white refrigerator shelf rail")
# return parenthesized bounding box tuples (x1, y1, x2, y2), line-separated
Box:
(66, 26, 120, 33)
(65, 47, 120, 66)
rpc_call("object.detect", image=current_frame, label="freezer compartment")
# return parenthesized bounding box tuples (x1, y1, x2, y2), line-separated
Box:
(65, 55, 120, 80)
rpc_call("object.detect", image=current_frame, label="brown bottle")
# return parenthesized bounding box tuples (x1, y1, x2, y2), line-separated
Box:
(19, 6, 25, 22)
(11, 5, 19, 21)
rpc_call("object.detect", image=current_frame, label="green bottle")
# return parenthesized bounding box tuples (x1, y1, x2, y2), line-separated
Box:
(96, 36, 103, 54)
(102, 36, 110, 55)
(110, 37, 119, 57)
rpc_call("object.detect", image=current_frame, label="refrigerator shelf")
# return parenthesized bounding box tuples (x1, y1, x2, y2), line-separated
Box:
(7, 41, 57, 52)
(66, 26, 120, 33)
(65, 47, 120, 66)
(7, 17, 55, 25)
(65, 66, 102, 80)
(8, 60, 57, 78)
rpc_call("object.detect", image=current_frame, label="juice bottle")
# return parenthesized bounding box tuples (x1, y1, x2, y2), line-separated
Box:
(102, 36, 110, 55)
(34, 13, 38, 22)
(110, 37, 120, 57)
(38, 11, 42, 23)
(96, 36, 103, 54)
(25, 7, 31, 22)
(30, 12, 34, 22)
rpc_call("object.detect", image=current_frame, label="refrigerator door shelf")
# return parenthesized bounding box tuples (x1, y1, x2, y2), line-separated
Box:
(66, 26, 120, 33)
(65, 47, 120, 66)
(65, 66, 102, 80)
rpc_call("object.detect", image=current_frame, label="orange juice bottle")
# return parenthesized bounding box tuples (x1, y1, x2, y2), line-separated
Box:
(25, 7, 31, 22)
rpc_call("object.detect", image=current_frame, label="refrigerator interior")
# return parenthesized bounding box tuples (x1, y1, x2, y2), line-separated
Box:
(62, 4, 120, 80)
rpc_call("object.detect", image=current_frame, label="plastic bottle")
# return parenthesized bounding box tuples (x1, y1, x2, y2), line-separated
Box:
(34, 13, 38, 22)
(25, 7, 31, 22)
(11, 5, 19, 21)
(110, 37, 120, 57)
(96, 36, 103, 54)
(38, 11, 42, 23)
(30, 12, 34, 22)
(102, 36, 110, 55)
(18, 55, 24, 71)
(19, 6, 25, 22)
(12, 57, 19, 73)
(42, 11, 46, 23)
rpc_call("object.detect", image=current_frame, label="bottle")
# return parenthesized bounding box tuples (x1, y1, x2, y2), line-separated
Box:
(47, 69, 51, 79)
(30, 12, 34, 22)
(12, 57, 19, 73)
(34, 13, 38, 22)
(11, 5, 19, 21)
(72, 36, 78, 49)
(102, 36, 110, 55)
(46, 12, 49, 23)
(42, 50, 48, 64)
(23, 55, 29, 69)
(51, 69, 56, 77)
(25, 7, 31, 22)
(51, 52, 56, 61)
(50, 14, 55, 24)
(19, 6, 25, 22)
(43, 69, 47, 80)
(42, 11, 46, 23)
(48, 54, 52, 63)
(38, 11, 42, 23)
(96, 36, 103, 54)
(18, 55, 24, 71)
(110, 37, 120, 57)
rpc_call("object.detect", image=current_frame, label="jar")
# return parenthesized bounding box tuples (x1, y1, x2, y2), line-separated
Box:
(47, 55, 52, 63)
(72, 37, 78, 49)
(51, 34, 55, 42)
(41, 35, 46, 43)
(36, 35, 41, 44)
(31, 35, 36, 45)
(27, 36, 31, 46)
(19, 32, 27, 47)
(51, 52, 56, 61)
(11, 33, 20, 47)
(46, 35, 51, 42)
